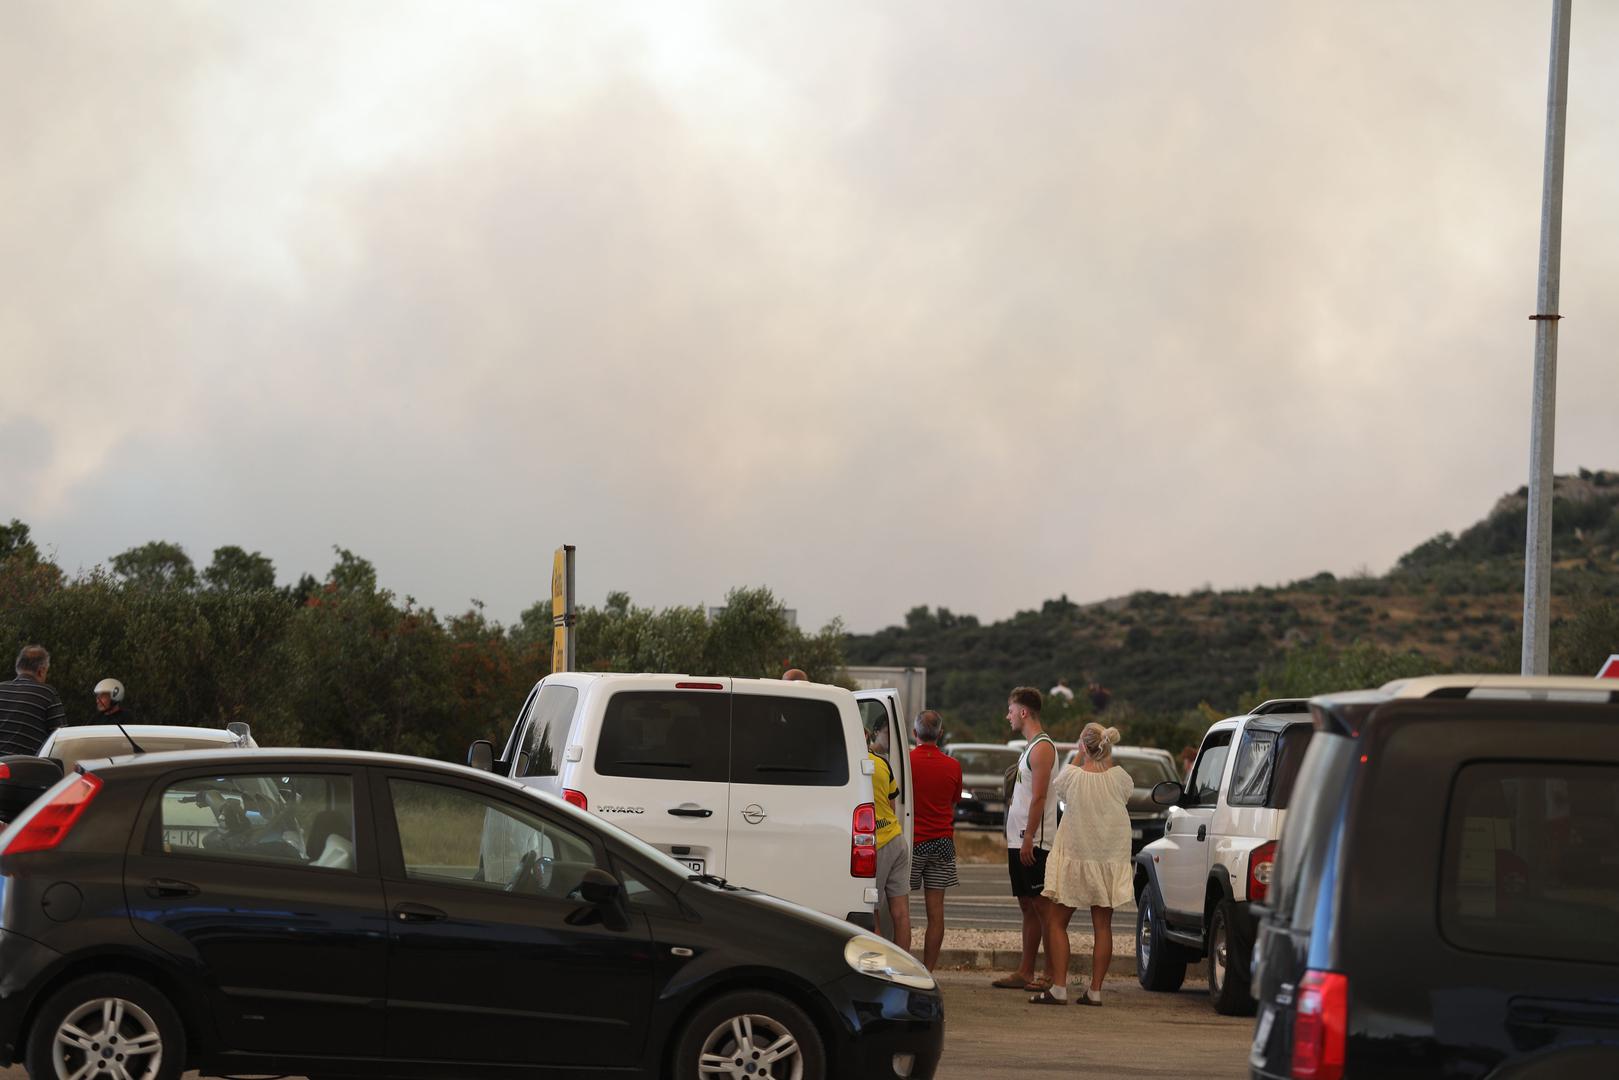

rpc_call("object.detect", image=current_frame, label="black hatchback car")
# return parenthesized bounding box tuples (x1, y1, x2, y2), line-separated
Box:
(1250, 675, 1619, 1079)
(0, 748, 943, 1080)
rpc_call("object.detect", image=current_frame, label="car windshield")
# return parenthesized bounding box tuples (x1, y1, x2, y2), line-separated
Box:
(950, 748, 1019, 774)
(54, 735, 233, 770)
(1114, 754, 1175, 788)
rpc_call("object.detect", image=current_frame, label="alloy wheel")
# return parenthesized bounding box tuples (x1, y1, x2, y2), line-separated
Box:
(1138, 899, 1154, 968)
(1212, 917, 1228, 991)
(697, 1012, 803, 1079)
(51, 997, 163, 1080)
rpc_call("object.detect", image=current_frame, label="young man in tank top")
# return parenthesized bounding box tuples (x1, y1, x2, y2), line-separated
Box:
(990, 686, 1061, 990)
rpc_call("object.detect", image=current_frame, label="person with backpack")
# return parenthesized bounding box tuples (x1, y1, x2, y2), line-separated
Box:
(990, 686, 1060, 992)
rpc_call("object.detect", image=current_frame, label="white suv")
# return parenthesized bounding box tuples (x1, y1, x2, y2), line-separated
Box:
(1132, 699, 1314, 1014)
(470, 673, 913, 928)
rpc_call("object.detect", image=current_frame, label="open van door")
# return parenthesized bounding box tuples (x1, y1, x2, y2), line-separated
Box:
(854, 687, 913, 848)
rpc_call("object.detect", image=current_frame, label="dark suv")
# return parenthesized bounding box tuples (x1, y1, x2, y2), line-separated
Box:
(0, 748, 943, 1079)
(1250, 675, 1619, 1080)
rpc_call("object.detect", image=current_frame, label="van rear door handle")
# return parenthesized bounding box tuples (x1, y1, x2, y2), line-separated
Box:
(146, 878, 198, 898)
(668, 807, 713, 818)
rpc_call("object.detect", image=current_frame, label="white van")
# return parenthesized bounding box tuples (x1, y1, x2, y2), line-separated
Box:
(470, 673, 915, 927)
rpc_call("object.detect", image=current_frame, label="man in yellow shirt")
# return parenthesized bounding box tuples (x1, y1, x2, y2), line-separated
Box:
(868, 724, 911, 950)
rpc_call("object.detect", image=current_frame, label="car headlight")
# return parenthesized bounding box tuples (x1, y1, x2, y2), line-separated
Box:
(844, 935, 936, 991)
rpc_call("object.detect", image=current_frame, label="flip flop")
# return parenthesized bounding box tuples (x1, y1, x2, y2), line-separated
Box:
(990, 974, 1031, 989)
(1029, 988, 1068, 1005)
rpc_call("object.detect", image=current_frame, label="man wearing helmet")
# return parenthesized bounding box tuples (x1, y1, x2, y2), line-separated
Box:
(94, 678, 133, 724)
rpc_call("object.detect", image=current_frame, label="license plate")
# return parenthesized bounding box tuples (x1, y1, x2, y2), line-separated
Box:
(163, 827, 204, 850)
(681, 859, 705, 874)
(1252, 1005, 1276, 1059)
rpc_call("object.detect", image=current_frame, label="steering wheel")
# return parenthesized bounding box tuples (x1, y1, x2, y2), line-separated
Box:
(505, 849, 554, 895)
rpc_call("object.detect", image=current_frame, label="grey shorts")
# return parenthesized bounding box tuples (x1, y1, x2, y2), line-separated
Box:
(875, 838, 911, 899)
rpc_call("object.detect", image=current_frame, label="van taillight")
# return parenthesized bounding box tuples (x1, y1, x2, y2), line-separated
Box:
(1291, 969, 1348, 1080)
(2, 773, 102, 856)
(563, 789, 588, 811)
(0, 763, 9, 780)
(1249, 840, 1276, 903)
(851, 803, 876, 877)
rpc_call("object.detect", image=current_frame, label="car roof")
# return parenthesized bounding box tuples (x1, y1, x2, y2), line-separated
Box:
(50, 725, 242, 742)
(73, 746, 492, 781)
(1310, 674, 1619, 736)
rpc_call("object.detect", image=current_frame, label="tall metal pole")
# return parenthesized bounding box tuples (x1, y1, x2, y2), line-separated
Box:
(1521, 0, 1573, 675)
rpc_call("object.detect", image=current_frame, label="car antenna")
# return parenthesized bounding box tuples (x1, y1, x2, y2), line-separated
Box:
(114, 722, 145, 755)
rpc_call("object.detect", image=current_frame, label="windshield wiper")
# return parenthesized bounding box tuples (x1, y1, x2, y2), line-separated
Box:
(688, 872, 734, 889)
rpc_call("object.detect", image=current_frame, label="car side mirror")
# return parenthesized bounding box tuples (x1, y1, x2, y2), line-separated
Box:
(1151, 780, 1184, 807)
(466, 740, 495, 773)
(578, 868, 621, 906)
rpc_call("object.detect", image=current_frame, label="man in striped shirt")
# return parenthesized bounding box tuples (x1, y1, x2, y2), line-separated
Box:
(0, 645, 67, 757)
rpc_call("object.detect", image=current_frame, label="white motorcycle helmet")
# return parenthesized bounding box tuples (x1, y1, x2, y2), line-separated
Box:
(93, 678, 125, 704)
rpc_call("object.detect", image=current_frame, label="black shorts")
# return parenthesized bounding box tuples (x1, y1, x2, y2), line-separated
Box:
(1007, 846, 1051, 898)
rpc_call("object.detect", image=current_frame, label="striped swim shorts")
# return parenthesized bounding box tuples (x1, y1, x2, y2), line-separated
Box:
(910, 836, 960, 891)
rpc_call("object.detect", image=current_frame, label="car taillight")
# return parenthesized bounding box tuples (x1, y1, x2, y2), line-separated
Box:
(851, 803, 876, 877)
(0, 763, 9, 779)
(1249, 840, 1276, 903)
(1291, 969, 1348, 1080)
(563, 789, 588, 811)
(3, 773, 102, 856)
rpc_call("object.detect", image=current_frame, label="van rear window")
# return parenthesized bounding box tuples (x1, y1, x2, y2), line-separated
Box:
(1440, 762, 1619, 966)
(595, 692, 728, 783)
(730, 695, 849, 788)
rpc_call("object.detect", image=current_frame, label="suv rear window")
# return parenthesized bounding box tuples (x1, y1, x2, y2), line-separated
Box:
(1228, 723, 1313, 808)
(595, 692, 729, 782)
(730, 695, 849, 787)
(1439, 761, 1619, 965)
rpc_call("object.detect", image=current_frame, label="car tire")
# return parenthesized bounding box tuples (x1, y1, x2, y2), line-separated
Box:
(1136, 886, 1190, 992)
(26, 973, 187, 1080)
(1209, 898, 1256, 1016)
(673, 989, 825, 1080)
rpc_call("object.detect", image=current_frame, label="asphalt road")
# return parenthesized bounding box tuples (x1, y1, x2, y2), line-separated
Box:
(910, 862, 1137, 931)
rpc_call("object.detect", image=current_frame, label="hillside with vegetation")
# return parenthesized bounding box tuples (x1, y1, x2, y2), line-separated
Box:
(845, 471, 1619, 745)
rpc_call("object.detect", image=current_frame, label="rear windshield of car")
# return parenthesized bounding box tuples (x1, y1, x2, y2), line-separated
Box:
(1439, 761, 1619, 966)
(950, 749, 1019, 774)
(1272, 733, 1355, 930)
(56, 735, 231, 770)
(1114, 754, 1175, 788)
(595, 692, 729, 782)
(730, 695, 849, 787)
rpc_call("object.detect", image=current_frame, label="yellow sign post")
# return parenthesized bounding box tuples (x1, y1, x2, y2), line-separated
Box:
(550, 545, 576, 673)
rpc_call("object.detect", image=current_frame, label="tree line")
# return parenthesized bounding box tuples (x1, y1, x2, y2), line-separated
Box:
(0, 521, 846, 763)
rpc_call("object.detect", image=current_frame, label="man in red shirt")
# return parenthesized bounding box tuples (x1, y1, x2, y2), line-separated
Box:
(908, 709, 963, 970)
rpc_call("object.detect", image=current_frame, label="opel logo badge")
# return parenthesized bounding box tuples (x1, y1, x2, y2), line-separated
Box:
(741, 804, 766, 825)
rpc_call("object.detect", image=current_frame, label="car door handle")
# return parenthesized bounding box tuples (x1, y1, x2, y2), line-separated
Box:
(394, 903, 448, 923)
(1196, 825, 1207, 842)
(668, 807, 713, 818)
(145, 878, 199, 898)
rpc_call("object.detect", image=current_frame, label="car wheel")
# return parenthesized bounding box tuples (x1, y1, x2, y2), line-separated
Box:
(1209, 898, 1256, 1016)
(1136, 886, 1189, 992)
(673, 989, 825, 1080)
(25, 973, 186, 1080)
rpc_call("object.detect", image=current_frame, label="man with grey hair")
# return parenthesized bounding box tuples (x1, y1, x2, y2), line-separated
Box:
(908, 708, 962, 970)
(0, 645, 68, 757)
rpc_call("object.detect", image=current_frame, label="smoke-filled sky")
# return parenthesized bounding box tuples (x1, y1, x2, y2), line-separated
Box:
(4, 2, 1616, 632)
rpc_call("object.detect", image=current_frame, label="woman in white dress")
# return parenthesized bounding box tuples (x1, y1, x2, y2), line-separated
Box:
(1030, 722, 1134, 1005)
